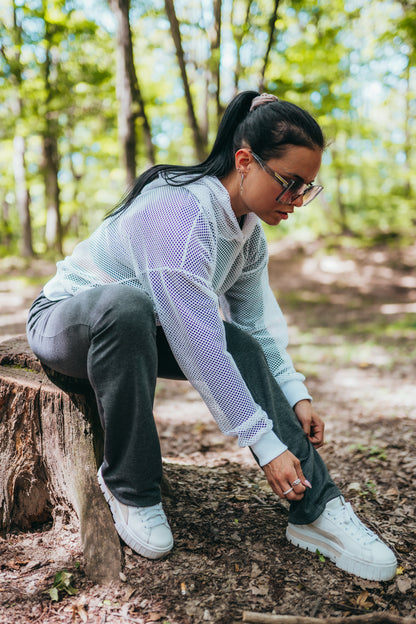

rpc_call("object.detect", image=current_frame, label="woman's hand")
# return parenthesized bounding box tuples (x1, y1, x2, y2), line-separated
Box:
(294, 399, 325, 449)
(263, 450, 311, 501)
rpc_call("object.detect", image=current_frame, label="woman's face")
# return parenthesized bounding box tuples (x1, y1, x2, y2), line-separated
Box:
(235, 145, 322, 226)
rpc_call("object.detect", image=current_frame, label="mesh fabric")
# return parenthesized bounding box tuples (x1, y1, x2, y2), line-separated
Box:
(44, 175, 311, 454)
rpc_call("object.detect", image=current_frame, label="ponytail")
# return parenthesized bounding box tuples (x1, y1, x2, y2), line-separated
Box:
(106, 90, 324, 218)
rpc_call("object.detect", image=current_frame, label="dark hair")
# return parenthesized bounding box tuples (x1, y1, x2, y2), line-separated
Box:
(106, 90, 324, 218)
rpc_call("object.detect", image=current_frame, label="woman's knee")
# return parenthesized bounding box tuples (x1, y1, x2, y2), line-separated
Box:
(91, 285, 155, 335)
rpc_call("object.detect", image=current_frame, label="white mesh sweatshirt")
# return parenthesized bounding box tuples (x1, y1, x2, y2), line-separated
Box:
(43, 175, 312, 466)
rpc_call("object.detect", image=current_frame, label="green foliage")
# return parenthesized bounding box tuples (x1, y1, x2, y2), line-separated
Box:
(0, 0, 415, 255)
(316, 549, 326, 563)
(349, 444, 388, 462)
(44, 569, 77, 602)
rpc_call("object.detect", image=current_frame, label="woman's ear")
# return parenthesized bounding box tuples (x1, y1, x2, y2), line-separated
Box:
(235, 148, 252, 173)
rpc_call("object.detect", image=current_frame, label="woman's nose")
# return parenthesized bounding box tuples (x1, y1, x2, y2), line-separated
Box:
(292, 195, 304, 207)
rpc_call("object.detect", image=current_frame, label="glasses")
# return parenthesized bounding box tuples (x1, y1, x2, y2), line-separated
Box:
(250, 151, 323, 206)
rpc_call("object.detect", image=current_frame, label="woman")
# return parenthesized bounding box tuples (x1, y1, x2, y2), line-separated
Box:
(27, 91, 397, 581)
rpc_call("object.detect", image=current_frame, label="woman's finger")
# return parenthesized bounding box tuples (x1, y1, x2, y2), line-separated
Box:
(263, 450, 312, 501)
(288, 462, 312, 493)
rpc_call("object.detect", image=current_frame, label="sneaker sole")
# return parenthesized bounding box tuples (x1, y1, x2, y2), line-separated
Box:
(286, 525, 397, 581)
(97, 468, 173, 560)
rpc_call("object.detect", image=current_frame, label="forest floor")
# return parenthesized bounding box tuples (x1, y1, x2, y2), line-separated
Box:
(0, 239, 415, 624)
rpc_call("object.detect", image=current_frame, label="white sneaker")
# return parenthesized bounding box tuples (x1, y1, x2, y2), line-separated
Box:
(286, 496, 397, 581)
(97, 467, 173, 560)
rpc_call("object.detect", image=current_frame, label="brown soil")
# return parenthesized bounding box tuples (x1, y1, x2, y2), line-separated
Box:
(0, 241, 415, 624)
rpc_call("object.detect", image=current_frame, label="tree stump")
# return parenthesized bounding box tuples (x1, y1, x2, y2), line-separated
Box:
(0, 335, 122, 582)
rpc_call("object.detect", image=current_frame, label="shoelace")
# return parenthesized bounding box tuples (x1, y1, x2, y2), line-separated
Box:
(135, 503, 168, 528)
(330, 502, 378, 545)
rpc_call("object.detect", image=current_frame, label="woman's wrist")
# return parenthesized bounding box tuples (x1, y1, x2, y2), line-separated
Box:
(250, 429, 287, 467)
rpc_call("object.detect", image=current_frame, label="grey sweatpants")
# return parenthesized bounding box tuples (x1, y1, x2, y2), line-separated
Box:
(27, 284, 340, 524)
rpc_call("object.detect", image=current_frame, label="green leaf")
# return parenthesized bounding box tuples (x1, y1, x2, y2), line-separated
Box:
(47, 586, 59, 602)
(44, 569, 77, 601)
(315, 549, 326, 563)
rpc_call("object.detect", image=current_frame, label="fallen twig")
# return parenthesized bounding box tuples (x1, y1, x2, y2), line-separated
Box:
(242, 612, 416, 624)
(309, 597, 322, 618)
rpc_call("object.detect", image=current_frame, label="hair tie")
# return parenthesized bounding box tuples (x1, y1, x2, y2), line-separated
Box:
(249, 93, 279, 112)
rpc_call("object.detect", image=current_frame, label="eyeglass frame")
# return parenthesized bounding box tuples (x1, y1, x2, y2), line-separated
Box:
(249, 151, 323, 206)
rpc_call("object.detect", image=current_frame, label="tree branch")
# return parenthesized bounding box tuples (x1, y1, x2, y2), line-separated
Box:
(259, 0, 280, 91)
(242, 612, 416, 624)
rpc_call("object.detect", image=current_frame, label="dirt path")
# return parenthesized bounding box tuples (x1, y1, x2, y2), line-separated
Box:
(0, 242, 415, 623)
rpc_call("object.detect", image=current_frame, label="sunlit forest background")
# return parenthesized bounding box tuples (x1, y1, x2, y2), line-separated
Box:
(1, 0, 415, 259)
(1, 4, 416, 619)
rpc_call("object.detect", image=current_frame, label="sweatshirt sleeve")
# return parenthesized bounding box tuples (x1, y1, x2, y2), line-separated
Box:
(123, 189, 287, 465)
(221, 226, 312, 408)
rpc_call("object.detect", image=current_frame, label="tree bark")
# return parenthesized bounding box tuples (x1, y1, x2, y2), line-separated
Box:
(109, 0, 155, 189)
(0, 336, 122, 583)
(1, 198, 12, 249)
(259, 0, 280, 92)
(42, 19, 63, 255)
(135, 80, 156, 168)
(13, 125, 33, 257)
(231, 0, 253, 92)
(7, 1, 34, 257)
(335, 166, 349, 234)
(403, 63, 412, 198)
(211, 0, 222, 123)
(164, 0, 207, 161)
(42, 131, 63, 254)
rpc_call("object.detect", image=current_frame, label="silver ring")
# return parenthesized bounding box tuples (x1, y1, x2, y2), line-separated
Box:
(282, 487, 293, 496)
(291, 478, 301, 487)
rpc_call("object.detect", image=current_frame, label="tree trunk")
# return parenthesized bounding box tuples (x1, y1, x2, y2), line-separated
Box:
(335, 167, 349, 234)
(164, 0, 207, 161)
(231, 0, 253, 91)
(403, 63, 412, 198)
(1, 198, 13, 250)
(109, 0, 155, 189)
(211, 0, 222, 123)
(0, 336, 122, 583)
(259, 0, 280, 92)
(109, 0, 137, 187)
(8, 2, 34, 257)
(135, 81, 156, 168)
(43, 132, 63, 254)
(42, 20, 63, 255)
(13, 124, 33, 258)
